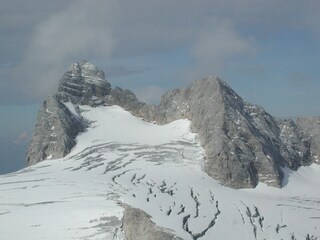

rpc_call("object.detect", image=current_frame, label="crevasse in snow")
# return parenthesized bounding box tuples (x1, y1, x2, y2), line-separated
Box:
(1, 105, 320, 240)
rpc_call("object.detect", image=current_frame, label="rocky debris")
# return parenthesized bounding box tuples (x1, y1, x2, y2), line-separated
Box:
(26, 95, 85, 166)
(122, 205, 182, 240)
(296, 117, 320, 163)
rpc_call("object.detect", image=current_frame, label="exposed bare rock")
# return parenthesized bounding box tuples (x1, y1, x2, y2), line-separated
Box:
(296, 116, 320, 163)
(122, 205, 182, 240)
(26, 95, 85, 166)
(277, 119, 311, 167)
(27, 61, 145, 166)
(105, 86, 147, 114)
(139, 76, 314, 188)
(27, 61, 319, 189)
(56, 61, 111, 106)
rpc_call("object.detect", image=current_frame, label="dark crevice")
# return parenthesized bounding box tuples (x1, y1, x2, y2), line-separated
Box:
(233, 203, 245, 224)
(136, 174, 146, 184)
(130, 173, 137, 185)
(181, 197, 221, 240)
(276, 223, 287, 233)
(190, 187, 200, 218)
(111, 170, 132, 184)
(177, 204, 185, 215)
(166, 207, 172, 216)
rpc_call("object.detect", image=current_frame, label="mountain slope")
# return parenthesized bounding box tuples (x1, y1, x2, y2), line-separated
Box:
(1, 105, 320, 239)
(26, 61, 318, 189)
(26, 95, 85, 166)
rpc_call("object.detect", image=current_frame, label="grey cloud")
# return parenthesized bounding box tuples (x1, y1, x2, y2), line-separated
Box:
(185, 21, 256, 81)
(105, 66, 152, 79)
(0, 0, 69, 62)
(111, 0, 313, 56)
(2, 0, 117, 103)
(0, 0, 319, 104)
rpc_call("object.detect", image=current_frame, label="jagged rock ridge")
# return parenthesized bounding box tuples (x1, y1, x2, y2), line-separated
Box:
(27, 61, 146, 166)
(142, 78, 314, 188)
(27, 61, 319, 189)
(26, 95, 85, 166)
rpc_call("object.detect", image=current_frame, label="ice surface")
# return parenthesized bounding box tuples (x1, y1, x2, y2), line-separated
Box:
(1, 105, 319, 239)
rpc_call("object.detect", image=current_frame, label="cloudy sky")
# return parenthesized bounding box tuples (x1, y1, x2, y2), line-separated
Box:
(0, 0, 319, 174)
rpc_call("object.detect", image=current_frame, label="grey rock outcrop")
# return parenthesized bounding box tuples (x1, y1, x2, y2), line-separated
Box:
(57, 60, 148, 112)
(26, 95, 85, 166)
(57, 61, 111, 106)
(122, 205, 182, 240)
(297, 117, 320, 163)
(277, 119, 311, 167)
(105, 87, 147, 114)
(138, 77, 314, 188)
(27, 61, 146, 166)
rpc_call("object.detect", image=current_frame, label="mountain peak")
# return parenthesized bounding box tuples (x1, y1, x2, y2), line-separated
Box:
(10, 61, 320, 239)
(191, 75, 244, 107)
(192, 75, 226, 89)
(143, 75, 313, 188)
(69, 60, 106, 82)
(57, 61, 111, 105)
(26, 62, 320, 189)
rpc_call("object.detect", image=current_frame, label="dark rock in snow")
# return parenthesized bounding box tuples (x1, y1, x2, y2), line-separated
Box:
(122, 205, 182, 240)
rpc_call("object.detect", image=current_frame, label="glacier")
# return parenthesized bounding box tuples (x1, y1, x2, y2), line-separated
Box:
(1, 104, 320, 239)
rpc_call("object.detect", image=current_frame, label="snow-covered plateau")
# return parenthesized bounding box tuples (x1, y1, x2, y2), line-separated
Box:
(1, 105, 320, 240)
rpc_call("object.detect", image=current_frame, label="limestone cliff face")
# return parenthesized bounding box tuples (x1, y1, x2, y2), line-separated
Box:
(139, 77, 313, 188)
(27, 61, 318, 189)
(57, 61, 111, 105)
(27, 61, 147, 166)
(26, 95, 85, 166)
(296, 116, 320, 163)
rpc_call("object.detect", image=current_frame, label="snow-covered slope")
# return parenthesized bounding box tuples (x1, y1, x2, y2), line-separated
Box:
(1, 105, 320, 240)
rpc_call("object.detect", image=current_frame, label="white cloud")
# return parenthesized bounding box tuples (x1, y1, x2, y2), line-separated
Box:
(1, 0, 319, 104)
(12, 0, 118, 102)
(185, 21, 256, 81)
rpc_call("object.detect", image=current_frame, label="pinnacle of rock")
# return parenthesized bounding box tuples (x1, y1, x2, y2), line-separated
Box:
(57, 60, 111, 105)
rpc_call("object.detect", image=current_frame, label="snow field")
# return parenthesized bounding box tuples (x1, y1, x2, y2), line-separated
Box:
(0, 105, 319, 239)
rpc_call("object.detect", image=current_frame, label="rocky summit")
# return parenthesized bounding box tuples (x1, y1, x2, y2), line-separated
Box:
(147, 77, 314, 188)
(27, 61, 319, 189)
(57, 61, 111, 105)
